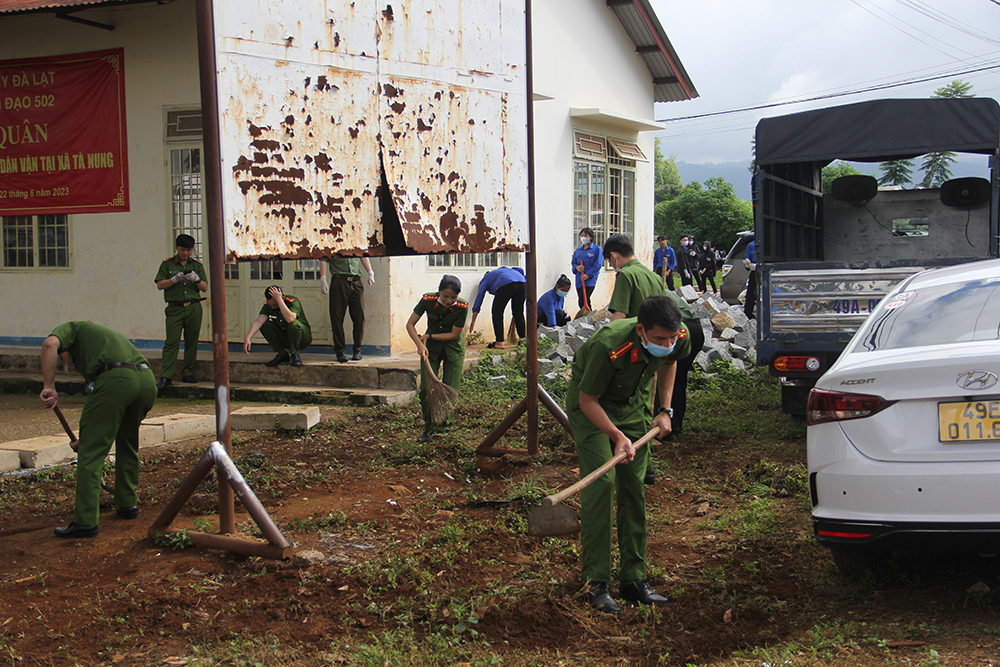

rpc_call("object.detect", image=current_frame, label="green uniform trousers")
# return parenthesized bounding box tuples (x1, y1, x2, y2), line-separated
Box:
(329, 278, 364, 354)
(74, 367, 158, 525)
(570, 406, 650, 585)
(420, 340, 464, 434)
(260, 318, 312, 355)
(160, 302, 202, 379)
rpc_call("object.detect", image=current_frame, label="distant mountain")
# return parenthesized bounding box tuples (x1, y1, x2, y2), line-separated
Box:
(676, 157, 990, 202)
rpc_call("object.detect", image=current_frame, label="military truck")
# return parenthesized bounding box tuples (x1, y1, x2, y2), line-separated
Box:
(752, 97, 1000, 414)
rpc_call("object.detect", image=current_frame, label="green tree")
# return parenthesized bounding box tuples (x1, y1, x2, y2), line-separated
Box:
(822, 161, 863, 194)
(654, 138, 684, 204)
(878, 159, 914, 187)
(918, 80, 975, 187)
(655, 177, 752, 252)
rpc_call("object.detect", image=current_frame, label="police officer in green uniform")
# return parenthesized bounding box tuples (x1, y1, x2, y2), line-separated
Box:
(154, 234, 207, 389)
(405, 275, 468, 442)
(320, 256, 375, 362)
(40, 321, 158, 538)
(605, 233, 704, 484)
(567, 295, 691, 613)
(242, 285, 313, 367)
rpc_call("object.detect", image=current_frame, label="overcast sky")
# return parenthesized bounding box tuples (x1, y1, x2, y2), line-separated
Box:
(650, 0, 1000, 165)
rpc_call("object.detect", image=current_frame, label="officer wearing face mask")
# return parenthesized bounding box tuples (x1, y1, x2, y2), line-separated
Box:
(572, 227, 603, 311)
(566, 294, 690, 614)
(538, 274, 572, 327)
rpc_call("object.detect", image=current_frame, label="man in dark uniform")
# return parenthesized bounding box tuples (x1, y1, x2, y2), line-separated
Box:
(154, 234, 207, 389)
(40, 321, 158, 538)
(242, 285, 312, 367)
(567, 295, 690, 613)
(743, 239, 757, 319)
(605, 234, 705, 483)
(320, 256, 375, 362)
(405, 275, 469, 441)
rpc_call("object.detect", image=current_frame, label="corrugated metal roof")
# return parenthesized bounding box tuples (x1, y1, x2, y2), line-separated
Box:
(607, 0, 698, 103)
(0, 0, 120, 12)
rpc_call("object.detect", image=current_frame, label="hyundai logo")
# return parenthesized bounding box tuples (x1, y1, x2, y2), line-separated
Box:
(957, 371, 999, 390)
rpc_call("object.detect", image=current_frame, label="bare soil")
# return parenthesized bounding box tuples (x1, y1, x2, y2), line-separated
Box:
(2, 405, 1000, 666)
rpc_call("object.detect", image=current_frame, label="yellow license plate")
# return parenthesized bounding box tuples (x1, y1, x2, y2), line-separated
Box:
(939, 400, 1000, 442)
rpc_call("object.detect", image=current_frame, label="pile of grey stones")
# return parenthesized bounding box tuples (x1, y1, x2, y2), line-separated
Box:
(533, 284, 756, 382)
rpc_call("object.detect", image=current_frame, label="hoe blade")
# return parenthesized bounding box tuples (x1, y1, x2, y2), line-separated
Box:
(527, 502, 580, 537)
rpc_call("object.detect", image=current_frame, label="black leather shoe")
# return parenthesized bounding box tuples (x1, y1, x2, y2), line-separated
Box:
(181, 375, 197, 383)
(116, 506, 139, 520)
(290, 353, 303, 367)
(336, 351, 349, 363)
(588, 582, 621, 614)
(351, 350, 363, 361)
(417, 433, 430, 443)
(619, 579, 669, 606)
(644, 469, 656, 486)
(156, 377, 171, 390)
(54, 522, 99, 539)
(264, 353, 290, 367)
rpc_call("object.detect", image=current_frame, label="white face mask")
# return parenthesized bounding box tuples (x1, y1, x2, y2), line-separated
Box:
(680, 240, 688, 247)
(580, 236, 591, 246)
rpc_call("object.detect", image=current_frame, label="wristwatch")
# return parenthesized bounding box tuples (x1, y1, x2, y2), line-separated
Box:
(657, 407, 674, 417)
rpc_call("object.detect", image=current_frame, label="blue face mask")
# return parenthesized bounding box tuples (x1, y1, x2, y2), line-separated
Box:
(557, 289, 569, 298)
(641, 333, 676, 358)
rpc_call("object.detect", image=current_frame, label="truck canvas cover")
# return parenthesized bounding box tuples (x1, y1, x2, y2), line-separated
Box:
(756, 98, 1000, 167)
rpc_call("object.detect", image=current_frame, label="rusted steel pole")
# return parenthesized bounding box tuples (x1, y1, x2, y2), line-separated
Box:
(476, 396, 529, 456)
(524, 0, 539, 456)
(155, 527, 293, 560)
(538, 385, 572, 434)
(194, 0, 235, 534)
(148, 448, 216, 533)
(212, 443, 291, 550)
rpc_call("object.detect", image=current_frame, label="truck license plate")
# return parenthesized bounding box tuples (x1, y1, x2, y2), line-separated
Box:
(939, 400, 1000, 442)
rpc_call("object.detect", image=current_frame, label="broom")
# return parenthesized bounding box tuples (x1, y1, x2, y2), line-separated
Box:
(422, 356, 459, 425)
(574, 260, 592, 320)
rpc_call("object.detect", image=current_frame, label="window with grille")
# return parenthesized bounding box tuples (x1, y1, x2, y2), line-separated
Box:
(169, 146, 203, 254)
(250, 260, 283, 281)
(293, 259, 321, 280)
(572, 133, 637, 253)
(2, 214, 70, 269)
(426, 252, 522, 269)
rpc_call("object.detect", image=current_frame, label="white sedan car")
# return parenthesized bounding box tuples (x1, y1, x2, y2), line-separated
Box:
(807, 259, 1000, 574)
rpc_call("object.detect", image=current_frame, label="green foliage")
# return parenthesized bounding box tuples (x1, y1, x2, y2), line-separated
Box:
(153, 529, 194, 551)
(821, 160, 863, 194)
(654, 138, 684, 204)
(934, 79, 975, 99)
(655, 176, 752, 252)
(878, 159, 914, 187)
(192, 517, 214, 533)
(918, 151, 954, 188)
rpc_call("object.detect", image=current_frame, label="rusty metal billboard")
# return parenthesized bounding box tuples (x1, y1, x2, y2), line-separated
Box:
(213, 0, 528, 259)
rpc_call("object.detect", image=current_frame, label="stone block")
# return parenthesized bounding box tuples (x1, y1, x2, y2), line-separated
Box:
(726, 306, 751, 330)
(544, 327, 565, 345)
(711, 311, 737, 333)
(693, 301, 711, 320)
(694, 350, 712, 372)
(141, 413, 215, 442)
(139, 423, 165, 447)
(0, 435, 75, 468)
(728, 344, 748, 359)
(565, 322, 578, 337)
(567, 335, 586, 353)
(231, 406, 321, 431)
(731, 358, 747, 372)
(706, 344, 733, 363)
(554, 343, 574, 361)
(734, 330, 755, 350)
(0, 448, 22, 471)
(720, 327, 738, 341)
(543, 372, 561, 383)
(678, 284, 700, 302)
(702, 294, 729, 317)
(576, 322, 596, 338)
(699, 317, 714, 342)
(537, 358, 555, 375)
(586, 308, 612, 323)
(488, 375, 508, 384)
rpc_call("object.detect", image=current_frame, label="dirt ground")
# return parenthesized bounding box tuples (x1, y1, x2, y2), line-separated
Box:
(3, 404, 1000, 666)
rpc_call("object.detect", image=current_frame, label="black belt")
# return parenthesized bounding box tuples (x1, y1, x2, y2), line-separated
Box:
(168, 299, 204, 306)
(330, 274, 360, 282)
(98, 362, 150, 375)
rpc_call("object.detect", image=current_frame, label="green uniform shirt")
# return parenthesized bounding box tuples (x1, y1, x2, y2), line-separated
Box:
(326, 257, 362, 276)
(608, 258, 696, 320)
(567, 318, 691, 420)
(50, 321, 148, 383)
(155, 255, 207, 303)
(414, 293, 469, 346)
(260, 295, 310, 328)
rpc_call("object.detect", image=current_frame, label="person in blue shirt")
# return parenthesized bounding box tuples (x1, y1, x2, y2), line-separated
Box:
(572, 227, 603, 311)
(743, 239, 757, 319)
(469, 266, 526, 349)
(538, 275, 572, 327)
(652, 235, 676, 291)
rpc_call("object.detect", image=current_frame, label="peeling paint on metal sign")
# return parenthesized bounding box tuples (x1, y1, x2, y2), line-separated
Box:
(213, 0, 528, 259)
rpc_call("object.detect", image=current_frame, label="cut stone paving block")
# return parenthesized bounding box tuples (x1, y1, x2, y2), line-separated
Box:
(537, 358, 555, 375)
(731, 358, 747, 372)
(720, 327, 738, 341)
(702, 295, 729, 317)
(711, 311, 737, 333)
(141, 413, 215, 442)
(726, 306, 751, 330)
(231, 406, 321, 431)
(139, 423, 165, 447)
(694, 350, 712, 372)
(0, 448, 22, 472)
(0, 435, 75, 468)
(678, 285, 699, 302)
(734, 330, 755, 350)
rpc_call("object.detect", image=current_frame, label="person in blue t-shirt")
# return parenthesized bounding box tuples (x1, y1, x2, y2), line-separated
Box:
(572, 227, 603, 310)
(652, 235, 676, 291)
(469, 266, 526, 349)
(743, 240, 757, 319)
(538, 274, 572, 327)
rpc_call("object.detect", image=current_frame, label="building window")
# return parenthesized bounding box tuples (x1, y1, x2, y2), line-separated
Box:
(2, 214, 70, 269)
(426, 252, 522, 269)
(169, 146, 203, 254)
(293, 259, 321, 280)
(250, 260, 283, 281)
(572, 133, 637, 251)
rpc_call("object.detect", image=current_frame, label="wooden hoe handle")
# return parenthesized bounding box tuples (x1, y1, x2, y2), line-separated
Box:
(53, 405, 76, 441)
(542, 427, 659, 507)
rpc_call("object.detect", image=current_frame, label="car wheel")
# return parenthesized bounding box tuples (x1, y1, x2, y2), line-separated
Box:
(829, 545, 882, 576)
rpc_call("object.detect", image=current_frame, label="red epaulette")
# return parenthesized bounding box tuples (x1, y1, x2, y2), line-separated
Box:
(608, 341, 633, 362)
(284, 297, 294, 303)
(454, 301, 468, 309)
(678, 327, 688, 339)
(164, 257, 173, 262)
(422, 293, 438, 301)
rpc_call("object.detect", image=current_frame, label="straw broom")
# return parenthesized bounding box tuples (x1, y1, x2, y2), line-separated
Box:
(422, 357, 459, 425)
(574, 260, 592, 320)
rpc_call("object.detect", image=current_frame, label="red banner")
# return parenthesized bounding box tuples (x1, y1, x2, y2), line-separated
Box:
(0, 48, 129, 216)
